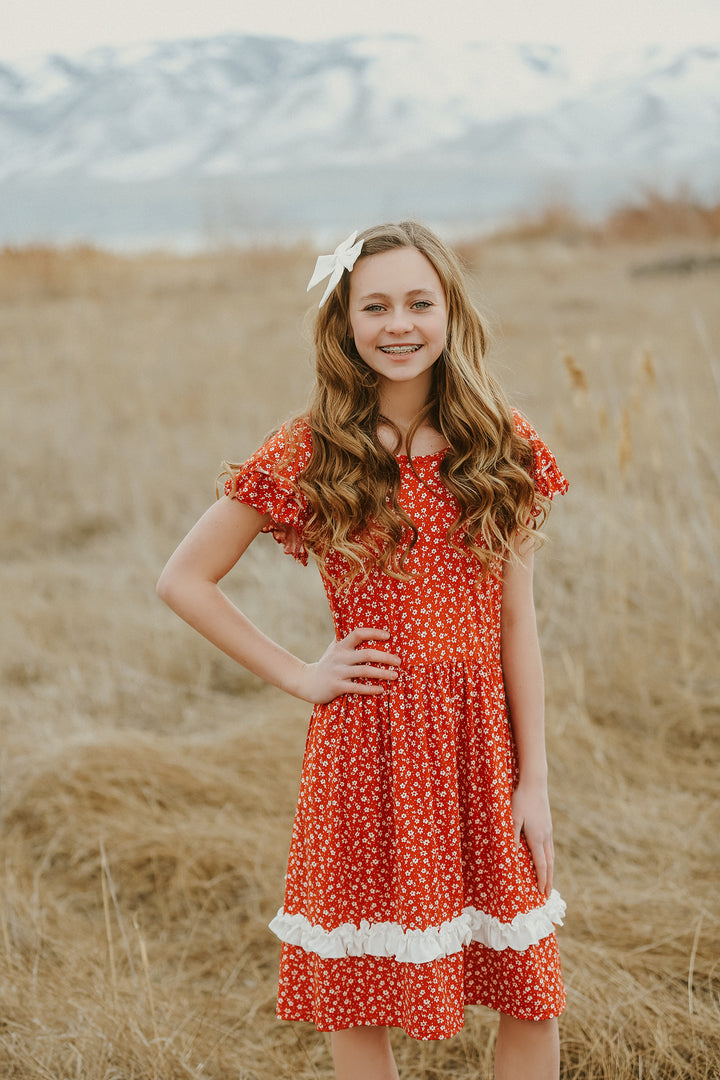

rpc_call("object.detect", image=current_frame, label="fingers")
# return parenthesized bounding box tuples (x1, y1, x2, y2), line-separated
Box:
(353, 649, 401, 667)
(543, 838, 554, 897)
(348, 663, 398, 682)
(512, 813, 523, 851)
(336, 680, 392, 696)
(532, 844, 548, 898)
(313, 628, 401, 699)
(513, 806, 554, 898)
(342, 628, 401, 689)
(346, 626, 399, 654)
(524, 833, 554, 898)
(348, 625, 389, 637)
(347, 626, 389, 645)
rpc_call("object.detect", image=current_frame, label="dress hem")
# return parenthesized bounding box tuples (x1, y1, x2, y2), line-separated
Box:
(276, 990, 565, 1039)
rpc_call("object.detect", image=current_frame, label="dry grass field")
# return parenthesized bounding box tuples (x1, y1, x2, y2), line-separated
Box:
(1, 203, 719, 1078)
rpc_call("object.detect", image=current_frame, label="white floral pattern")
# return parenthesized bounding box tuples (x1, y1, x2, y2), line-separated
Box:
(225, 410, 569, 1040)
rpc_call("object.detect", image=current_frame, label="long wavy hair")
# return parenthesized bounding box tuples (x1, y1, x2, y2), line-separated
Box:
(271, 221, 544, 584)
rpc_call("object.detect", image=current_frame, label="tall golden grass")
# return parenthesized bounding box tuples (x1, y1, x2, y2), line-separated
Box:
(477, 192, 720, 246)
(1, 209, 719, 1078)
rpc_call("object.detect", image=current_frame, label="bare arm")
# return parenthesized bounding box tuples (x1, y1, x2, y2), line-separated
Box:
(156, 496, 399, 704)
(501, 539, 554, 897)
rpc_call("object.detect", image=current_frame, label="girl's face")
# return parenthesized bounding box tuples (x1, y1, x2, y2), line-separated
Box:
(348, 247, 448, 391)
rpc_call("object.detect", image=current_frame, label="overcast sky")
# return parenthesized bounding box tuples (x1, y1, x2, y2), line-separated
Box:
(2, 0, 718, 63)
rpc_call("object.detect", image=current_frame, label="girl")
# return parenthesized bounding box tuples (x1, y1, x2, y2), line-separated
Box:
(157, 221, 569, 1080)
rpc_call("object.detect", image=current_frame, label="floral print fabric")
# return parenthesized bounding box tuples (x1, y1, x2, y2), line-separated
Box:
(225, 410, 569, 1040)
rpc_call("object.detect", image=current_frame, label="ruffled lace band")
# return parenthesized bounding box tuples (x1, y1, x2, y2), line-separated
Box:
(270, 890, 566, 965)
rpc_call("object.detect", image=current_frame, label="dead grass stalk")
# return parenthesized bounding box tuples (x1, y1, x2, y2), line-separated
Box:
(0, 228, 718, 1078)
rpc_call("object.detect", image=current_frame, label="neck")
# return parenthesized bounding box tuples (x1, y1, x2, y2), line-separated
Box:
(377, 372, 433, 433)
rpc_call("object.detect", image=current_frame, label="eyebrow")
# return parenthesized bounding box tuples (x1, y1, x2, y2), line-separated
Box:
(357, 288, 440, 302)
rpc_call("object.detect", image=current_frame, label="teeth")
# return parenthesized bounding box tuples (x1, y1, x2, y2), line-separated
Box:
(380, 345, 421, 354)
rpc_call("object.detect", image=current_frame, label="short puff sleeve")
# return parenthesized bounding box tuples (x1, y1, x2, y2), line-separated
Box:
(223, 421, 312, 564)
(512, 409, 569, 502)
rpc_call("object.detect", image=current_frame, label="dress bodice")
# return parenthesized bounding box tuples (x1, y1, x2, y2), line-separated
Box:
(320, 452, 503, 668)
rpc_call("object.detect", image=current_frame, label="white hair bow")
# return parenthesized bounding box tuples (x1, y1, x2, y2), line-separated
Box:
(306, 230, 364, 308)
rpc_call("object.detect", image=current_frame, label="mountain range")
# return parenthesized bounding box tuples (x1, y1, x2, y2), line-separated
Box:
(1, 34, 718, 248)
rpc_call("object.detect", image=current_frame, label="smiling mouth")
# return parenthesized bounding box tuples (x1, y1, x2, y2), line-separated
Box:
(378, 345, 422, 355)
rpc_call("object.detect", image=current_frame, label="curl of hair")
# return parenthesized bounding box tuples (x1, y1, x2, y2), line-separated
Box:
(288, 221, 545, 584)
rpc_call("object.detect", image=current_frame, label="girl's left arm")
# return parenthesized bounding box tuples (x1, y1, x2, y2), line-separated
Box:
(501, 539, 554, 898)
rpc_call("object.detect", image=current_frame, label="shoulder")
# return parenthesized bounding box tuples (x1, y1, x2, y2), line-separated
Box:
(510, 407, 569, 499)
(245, 416, 313, 479)
(510, 408, 537, 441)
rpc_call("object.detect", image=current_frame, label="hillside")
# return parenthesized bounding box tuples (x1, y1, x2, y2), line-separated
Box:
(1, 35, 718, 246)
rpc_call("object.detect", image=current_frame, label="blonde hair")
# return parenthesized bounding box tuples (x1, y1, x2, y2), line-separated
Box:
(285, 220, 543, 583)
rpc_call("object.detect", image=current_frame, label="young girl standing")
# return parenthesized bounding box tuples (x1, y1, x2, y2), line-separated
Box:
(157, 222, 569, 1080)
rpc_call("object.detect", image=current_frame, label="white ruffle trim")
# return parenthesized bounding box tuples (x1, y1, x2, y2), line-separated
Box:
(269, 890, 565, 965)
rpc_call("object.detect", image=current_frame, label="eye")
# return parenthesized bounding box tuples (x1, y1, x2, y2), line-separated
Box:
(412, 300, 432, 310)
(362, 303, 385, 313)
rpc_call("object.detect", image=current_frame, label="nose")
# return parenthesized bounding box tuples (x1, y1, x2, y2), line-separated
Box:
(385, 307, 414, 333)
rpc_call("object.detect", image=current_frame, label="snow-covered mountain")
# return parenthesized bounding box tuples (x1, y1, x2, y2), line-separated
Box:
(1, 34, 718, 248)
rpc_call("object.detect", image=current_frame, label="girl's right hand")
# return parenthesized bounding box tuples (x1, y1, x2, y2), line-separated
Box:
(295, 628, 401, 704)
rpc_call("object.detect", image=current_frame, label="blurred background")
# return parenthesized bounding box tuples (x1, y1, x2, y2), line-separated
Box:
(1, 3, 719, 1079)
(1, 0, 719, 248)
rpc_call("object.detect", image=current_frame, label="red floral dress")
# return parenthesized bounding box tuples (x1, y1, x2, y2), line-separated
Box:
(225, 410, 569, 1040)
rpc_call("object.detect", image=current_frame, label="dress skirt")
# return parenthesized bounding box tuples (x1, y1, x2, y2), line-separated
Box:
(226, 411, 569, 1040)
